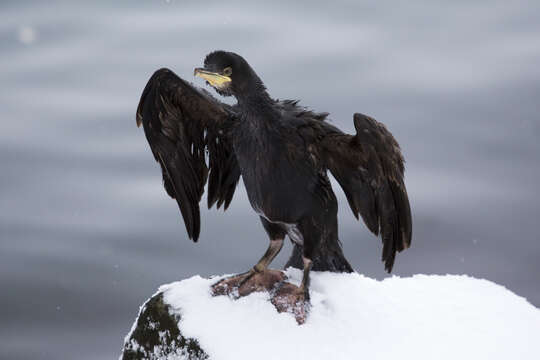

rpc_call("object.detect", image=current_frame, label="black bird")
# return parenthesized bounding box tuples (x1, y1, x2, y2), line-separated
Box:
(136, 51, 412, 303)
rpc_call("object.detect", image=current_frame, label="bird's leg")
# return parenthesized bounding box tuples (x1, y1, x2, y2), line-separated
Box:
(297, 256, 313, 301)
(271, 217, 316, 324)
(212, 237, 286, 297)
(294, 220, 316, 303)
(238, 238, 284, 285)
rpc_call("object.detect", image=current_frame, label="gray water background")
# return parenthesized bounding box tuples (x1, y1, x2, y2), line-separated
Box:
(1, 1, 539, 359)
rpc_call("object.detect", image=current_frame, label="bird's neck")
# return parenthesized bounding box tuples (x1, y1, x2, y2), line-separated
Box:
(236, 90, 278, 120)
(237, 89, 271, 107)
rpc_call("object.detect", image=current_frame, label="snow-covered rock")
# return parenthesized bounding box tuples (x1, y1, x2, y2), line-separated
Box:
(121, 269, 539, 360)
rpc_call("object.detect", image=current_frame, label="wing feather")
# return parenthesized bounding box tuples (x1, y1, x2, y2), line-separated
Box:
(320, 113, 412, 272)
(136, 68, 240, 241)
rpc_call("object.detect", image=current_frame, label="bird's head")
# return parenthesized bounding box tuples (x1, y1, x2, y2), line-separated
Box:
(194, 51, 265, 98)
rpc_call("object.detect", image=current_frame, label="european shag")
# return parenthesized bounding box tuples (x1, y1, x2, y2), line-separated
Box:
(136, 51, 412, 305)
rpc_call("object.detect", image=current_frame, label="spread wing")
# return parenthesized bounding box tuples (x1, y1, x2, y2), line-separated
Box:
(319, 113, 412, 272)
(136, 68, 240, 241)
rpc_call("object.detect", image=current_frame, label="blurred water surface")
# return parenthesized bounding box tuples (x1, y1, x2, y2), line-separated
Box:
(1, 1, 539, 359)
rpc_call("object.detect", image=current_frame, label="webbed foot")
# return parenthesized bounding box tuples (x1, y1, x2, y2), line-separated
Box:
(271, 282, 310, 325)
(211, 269, 287, 298)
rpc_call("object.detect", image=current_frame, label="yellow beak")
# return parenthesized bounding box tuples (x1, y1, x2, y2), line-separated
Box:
(194, 68, 231, 88)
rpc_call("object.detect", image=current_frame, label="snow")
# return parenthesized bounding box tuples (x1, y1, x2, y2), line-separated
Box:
(161, 269, 539, 360)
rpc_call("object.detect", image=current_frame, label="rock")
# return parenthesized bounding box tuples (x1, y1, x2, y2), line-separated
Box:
(121, 270, 306, 359)
(121, 270, 309, 359)
(121, 292, 209, 360)
(121, 271, 540, 360)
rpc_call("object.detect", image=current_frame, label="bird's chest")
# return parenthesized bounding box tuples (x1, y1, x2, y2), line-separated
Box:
(233, 126, 286, 195)
(232, 122, 312, 222)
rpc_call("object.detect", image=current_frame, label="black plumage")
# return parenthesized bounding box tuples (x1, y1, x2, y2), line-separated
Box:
(136, 51, 412, 300)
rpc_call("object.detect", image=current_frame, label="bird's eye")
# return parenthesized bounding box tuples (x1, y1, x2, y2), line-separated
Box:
(223, 67, 232, 76)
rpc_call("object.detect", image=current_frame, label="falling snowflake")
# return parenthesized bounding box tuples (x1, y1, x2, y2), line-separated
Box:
(18, 26, 37, 45)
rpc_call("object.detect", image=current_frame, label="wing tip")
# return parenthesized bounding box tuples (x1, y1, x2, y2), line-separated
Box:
(381, 223, 412, 273)
(382, 241, 396, 273)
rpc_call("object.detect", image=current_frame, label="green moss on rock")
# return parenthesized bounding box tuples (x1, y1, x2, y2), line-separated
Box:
(121, 292, 208, 360)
